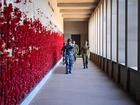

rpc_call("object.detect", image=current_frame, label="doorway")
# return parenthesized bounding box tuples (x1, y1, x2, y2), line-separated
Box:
(71, 34, 81, 55)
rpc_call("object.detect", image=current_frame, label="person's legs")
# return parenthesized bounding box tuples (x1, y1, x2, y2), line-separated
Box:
(85, 55, 88, 68)
(69, 63, 72, 73)
(69, 54, 74, 73)
(65, 55, 69, 74)
(82, 54, 86, 69)
(74, 54, 77, 62)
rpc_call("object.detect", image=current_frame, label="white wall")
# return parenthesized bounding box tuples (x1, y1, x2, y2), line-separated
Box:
(3, 0, 64, 32)
(49, 0, 64, 32)
(64, 21, 88, 47)
(112, 0, 117, 62)
(89, 15, 94, 52)
(103, 0, 107, 57)
(107, 0, 111, 59)
(118, 0, 126, 64)
(127, 0, 138, 69)
(88, 1, 103, 55)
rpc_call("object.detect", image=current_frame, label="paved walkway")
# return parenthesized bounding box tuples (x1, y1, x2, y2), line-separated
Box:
(30, 58, 137, 105)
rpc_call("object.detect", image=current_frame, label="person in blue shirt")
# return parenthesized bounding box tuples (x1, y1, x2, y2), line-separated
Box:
(65, 38, 74, 74)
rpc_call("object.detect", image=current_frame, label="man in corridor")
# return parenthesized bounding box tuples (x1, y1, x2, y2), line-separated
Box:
(65, 39, 74, 74)
(73, 41, 79, 62)
(81, 41, 89, 69)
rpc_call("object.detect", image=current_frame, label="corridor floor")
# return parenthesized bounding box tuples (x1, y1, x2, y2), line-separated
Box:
(30, 58, 137, 105)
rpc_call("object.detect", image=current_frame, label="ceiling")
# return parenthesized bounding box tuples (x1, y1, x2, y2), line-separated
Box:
(57, 0, 100, 21)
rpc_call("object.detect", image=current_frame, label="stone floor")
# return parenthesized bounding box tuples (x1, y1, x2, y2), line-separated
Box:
(30, 58, 137, 105)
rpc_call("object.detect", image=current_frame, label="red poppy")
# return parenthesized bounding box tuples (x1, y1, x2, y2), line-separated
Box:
(0, 2, 64, 105)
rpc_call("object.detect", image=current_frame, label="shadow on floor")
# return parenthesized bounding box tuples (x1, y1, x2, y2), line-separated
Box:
(53, 65, 66, 74)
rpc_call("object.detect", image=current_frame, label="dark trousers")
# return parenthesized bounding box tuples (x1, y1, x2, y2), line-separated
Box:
(82, 54, 88, 68)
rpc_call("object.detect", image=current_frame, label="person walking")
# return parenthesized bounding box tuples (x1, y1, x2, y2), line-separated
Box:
(81, 41, 89, 69)
(73, 41, 79, 62)
(65, 39, 74, 74)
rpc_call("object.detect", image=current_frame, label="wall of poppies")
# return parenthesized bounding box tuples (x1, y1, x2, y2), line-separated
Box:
(0, 1, 64, 105)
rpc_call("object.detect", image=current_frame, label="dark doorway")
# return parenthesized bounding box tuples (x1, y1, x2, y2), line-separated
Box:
(71, 34, 81, 55)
